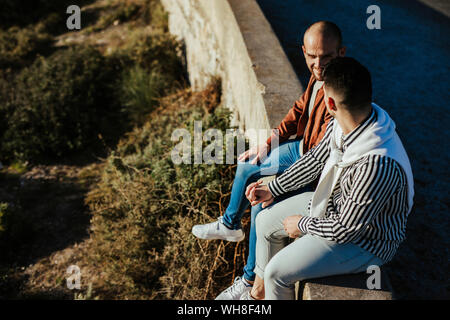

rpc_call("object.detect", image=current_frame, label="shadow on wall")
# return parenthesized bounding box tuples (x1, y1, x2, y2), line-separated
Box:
(256, 0, 450, 299)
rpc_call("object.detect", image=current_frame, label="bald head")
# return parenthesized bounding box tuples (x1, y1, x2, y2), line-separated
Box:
(301, 21, 345, 81)
(303, 21, 342, 49)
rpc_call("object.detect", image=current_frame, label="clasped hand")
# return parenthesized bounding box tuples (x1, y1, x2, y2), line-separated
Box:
(245, 180, 274, 208)
(245, 181, 304, 238)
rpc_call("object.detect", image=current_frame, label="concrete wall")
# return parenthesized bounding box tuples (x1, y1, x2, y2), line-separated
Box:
(161, 0, 396, 300)
(160, 0, 303, 142)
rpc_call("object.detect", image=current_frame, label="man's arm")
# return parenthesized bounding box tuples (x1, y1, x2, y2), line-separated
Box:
(240, 85, 310, 164)
(267, 119, 334, 197)
(311, 110, 333, 149)
(297, 156, 403, 243)
(266, 78, 313, 148)
(266, 98, 305, 147)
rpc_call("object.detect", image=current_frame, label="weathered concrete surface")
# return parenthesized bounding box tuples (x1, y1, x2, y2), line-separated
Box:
(227, 0, 302, 129)
(298, 270, 394, 300)
(162, 0, 399, 301)
(160, 0, 303, 143)
(418, 0, 450, 17)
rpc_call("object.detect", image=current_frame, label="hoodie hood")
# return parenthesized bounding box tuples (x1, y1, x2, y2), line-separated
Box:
(339, 103, 396, 166)
(312, 103, 414, 218)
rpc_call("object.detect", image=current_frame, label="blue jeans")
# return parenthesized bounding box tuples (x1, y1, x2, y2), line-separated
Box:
(221, 139, 312, 281)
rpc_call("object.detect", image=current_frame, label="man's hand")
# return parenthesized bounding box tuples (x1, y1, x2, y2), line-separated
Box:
(283, 215, 304, 238)
(238, 143, 270, 165)
(245, 181, 274, 208)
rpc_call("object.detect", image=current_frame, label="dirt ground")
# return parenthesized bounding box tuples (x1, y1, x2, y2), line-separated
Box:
(0, 0, 160, 299)
(0, 163, 106, 299)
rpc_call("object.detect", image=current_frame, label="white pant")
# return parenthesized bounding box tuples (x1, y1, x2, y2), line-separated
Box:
(254, 192, 384, 300)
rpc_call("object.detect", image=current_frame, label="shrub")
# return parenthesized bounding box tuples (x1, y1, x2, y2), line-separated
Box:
(85, 83, 249, 299)
(0, 71, 13, 148)
(91, 1, 142, 32)
(0, 1, 186, 164)
(0, 25, 53, 70)
(0, 45, 126, 163)
(120, 66, 169, 125)
(0, 203, 9, 235)
(115, 31, 185, 83)
(112, 30, 186, 126)
(0, 0, 92, 30)
(85, 0, 168, 32)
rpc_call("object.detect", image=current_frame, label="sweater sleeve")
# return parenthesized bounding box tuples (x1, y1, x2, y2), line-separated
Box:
(266, 77, 316, 147)
(266, 96, 307, 147)
(268, 119, 334, 197)
(297, 156, 403, 243)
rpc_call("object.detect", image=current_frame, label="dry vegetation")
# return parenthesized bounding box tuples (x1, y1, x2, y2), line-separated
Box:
(83, 85, 250, 299)
(0, 0, 248, 300)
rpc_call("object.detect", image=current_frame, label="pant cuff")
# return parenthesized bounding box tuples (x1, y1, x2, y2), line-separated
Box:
(254, 264, 265, 280)
(243, 274, 255, 282)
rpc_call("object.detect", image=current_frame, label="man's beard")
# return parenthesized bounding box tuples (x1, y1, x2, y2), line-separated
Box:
(313, 67, 324, 80)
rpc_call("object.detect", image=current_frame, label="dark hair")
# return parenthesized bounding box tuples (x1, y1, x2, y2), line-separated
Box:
(304, 21, 343, 48)
(323, 57, 372, 111)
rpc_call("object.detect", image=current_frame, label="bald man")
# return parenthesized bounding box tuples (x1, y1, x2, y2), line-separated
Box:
(192, 21, 346, 300)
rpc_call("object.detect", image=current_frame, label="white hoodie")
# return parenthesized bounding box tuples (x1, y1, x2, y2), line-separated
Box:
(309, 103, 414, 219)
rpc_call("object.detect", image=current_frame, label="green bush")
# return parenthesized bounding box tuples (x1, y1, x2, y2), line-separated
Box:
(0, 0, 93, 30)
(0, 203, 9, 235)
(115, 31, 185, 83)
(85, 83, 248, 299)
(0, 71, 12, 147)
(91, 2, 141, 32)
(0, 25, 53, 70)
(120, 66, 169, 125)
(0, 4, 185, 164)
(0, 45, 126, 163)
(113, 30, 186, 125)
(85, 0, 168, 34)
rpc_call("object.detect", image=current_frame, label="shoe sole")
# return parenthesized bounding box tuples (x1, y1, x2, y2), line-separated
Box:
(192, 229, 245, 242)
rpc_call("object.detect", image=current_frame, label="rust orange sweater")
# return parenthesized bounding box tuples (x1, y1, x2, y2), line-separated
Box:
(266, 75, 332, 154)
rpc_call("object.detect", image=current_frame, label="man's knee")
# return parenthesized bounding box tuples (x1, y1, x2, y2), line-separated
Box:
(235, 161, 259, 181)
(264, 259, 278, 283)
(255, 209, 271, 238)
(264, 258, 292, 288)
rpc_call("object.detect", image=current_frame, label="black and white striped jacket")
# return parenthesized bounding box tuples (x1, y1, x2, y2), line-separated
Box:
(268, 111, 410, 263)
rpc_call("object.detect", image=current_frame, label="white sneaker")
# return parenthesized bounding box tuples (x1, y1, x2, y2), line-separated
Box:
(240, 291, 256, 300)
(192, 216, 245, 242)
(215, 277, 252, 300)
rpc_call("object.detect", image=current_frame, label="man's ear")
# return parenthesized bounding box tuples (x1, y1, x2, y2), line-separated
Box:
(338, 46, 346, 57)
(328, 97, 337, 111)
(302, 45, 306, 56)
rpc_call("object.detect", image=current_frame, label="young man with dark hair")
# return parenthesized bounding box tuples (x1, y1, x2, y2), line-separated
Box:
(245, 57, 414, 300)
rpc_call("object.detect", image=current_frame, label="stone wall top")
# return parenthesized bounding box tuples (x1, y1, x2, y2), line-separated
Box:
(161, 0, 303, 140)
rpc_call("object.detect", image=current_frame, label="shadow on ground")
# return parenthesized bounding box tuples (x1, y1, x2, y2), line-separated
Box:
(0, 165, 93, 299)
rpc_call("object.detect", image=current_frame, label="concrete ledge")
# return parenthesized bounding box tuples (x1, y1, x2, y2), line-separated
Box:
(261, 176, 394, 300)
(161, 0, 303, 143)
(296, 269, 394, 300)
(162, 0, 396, 301)
(227, 0, 303, 129)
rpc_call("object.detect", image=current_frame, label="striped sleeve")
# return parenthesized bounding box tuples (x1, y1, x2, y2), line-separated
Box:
(268, 119, 334, 197)
(298, 156, 403, 243)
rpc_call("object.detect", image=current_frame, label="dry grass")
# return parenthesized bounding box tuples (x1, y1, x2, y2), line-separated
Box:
(1, 85, 249, 300)
(0, 0, 246, 300)
(79, 83, 250, 300)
